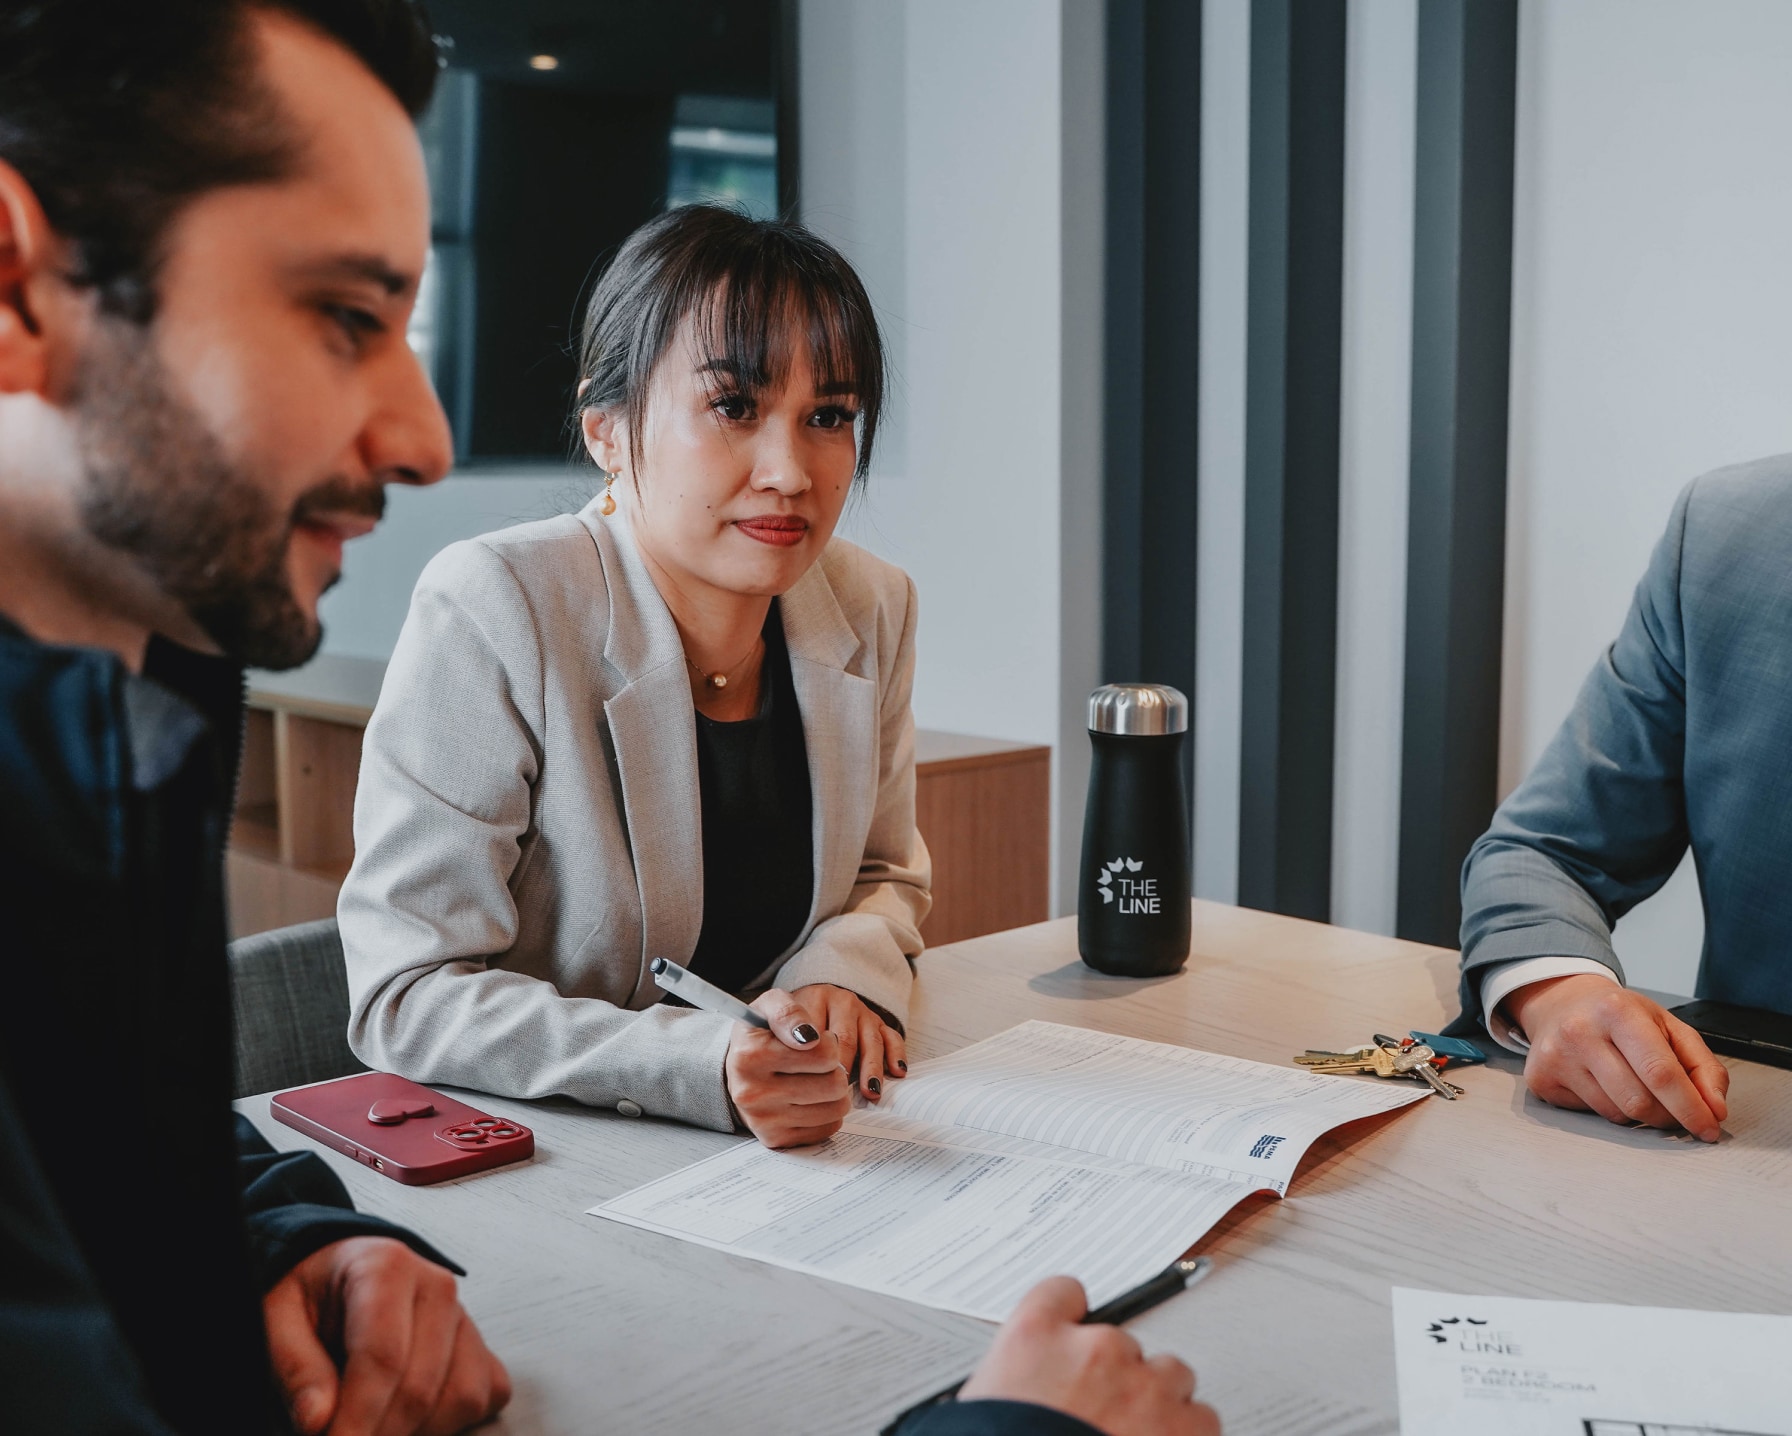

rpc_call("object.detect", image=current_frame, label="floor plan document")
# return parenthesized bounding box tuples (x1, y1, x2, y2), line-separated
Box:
(588, 1021, 1425, 1321)
(1392, 1288, 1792, 1436)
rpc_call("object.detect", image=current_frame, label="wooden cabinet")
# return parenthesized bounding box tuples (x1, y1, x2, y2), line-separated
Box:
(912, 732, 1050, 946)
(228, 656, 1051, 948)
(227, 656, 380, 937)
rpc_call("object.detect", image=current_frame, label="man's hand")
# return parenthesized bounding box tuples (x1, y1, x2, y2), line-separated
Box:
(1503, 974, 1730, 1141)
(790, 982, 908, 1100)
(958, 1277, 1220, 1436)
(263, 1236, 510, 1436)
(725, 988, 852, 1148)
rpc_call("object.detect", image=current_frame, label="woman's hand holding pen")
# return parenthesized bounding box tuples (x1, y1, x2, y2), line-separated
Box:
(791, 983, 908, 1101)
(725, 990, 853, 1148)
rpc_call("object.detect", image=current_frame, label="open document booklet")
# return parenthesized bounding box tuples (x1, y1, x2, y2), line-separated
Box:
(588, 1021, 1426, 1321)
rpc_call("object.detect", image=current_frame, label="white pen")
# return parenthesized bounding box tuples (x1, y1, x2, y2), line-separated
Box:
(648, 957, 771, 1030)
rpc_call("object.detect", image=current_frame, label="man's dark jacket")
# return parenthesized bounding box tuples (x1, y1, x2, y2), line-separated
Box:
(0, 619, 450, 1434)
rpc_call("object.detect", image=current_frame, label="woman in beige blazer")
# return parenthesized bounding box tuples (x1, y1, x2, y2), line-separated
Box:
(339, 207, 928, 1148)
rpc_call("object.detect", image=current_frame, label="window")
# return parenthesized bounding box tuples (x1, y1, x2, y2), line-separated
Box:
(413, 1, 792, 463)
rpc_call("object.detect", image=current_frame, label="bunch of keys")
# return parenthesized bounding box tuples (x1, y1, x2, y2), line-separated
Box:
(1294, 1034, 1462, 1100)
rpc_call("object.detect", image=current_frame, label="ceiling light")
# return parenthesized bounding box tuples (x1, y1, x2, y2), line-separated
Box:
(529, 54, 559, 71)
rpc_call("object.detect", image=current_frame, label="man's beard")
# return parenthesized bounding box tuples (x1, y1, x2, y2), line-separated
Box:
(69, 317, 382, 671)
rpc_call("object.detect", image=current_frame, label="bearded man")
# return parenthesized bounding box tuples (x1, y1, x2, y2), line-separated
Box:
(0, 3, 508, 1432)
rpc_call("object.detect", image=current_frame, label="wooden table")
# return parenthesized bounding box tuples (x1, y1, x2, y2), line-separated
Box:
(237, 902, 1792, 1435)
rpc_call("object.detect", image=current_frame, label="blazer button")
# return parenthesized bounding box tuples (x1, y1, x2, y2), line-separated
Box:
(616, 1099, 644, 1118)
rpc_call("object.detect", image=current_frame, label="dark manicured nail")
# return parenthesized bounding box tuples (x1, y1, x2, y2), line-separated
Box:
(867, 1077, 882, 1095)
(896, 1059, 908, 1073)
(792, 1023, 819, 1046)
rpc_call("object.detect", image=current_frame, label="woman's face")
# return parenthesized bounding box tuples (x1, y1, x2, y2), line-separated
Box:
(587, 318, 861, 603)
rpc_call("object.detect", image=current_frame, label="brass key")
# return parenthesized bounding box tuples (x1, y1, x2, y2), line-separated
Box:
(1294, 1045, 1376, 1066)
(1304, 1048, 1400, 1077)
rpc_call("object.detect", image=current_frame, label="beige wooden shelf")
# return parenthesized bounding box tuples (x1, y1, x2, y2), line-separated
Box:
(228, 654, 1050, 948)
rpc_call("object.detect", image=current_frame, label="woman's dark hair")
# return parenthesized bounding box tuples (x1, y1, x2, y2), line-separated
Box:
(0, 0, 440, 323)
(575, 205, 886, 484)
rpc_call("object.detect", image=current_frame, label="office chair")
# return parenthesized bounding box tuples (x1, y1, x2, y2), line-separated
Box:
(228, 916, 368, 1099)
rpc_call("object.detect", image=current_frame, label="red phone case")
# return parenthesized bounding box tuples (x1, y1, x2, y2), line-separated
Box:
(271, 1072, 534, 1185)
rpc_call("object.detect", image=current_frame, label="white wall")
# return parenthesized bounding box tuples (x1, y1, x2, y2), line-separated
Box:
(802, 0, 1103, 910)
(1504, 0, 1792, 990)
(318, 469, 595, 660)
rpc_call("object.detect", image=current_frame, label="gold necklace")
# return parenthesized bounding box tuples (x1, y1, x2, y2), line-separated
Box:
(685, 636, 763, 691)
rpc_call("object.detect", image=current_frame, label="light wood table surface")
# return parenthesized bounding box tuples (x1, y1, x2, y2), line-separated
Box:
(237, 902, 1792, 1435)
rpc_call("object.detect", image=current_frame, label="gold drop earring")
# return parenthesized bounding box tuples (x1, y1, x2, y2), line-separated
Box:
(599, 469, 618, 517)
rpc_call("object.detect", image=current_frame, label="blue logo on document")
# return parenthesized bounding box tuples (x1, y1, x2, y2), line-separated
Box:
(1249, 1134, 1285, 1159)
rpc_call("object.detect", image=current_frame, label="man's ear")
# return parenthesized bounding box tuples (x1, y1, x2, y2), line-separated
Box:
(0, 159, 65, 396)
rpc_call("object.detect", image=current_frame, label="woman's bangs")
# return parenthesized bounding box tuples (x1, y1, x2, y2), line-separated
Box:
(689, 277, 864, 396)
(586, 208, 887, 481)
(683, 245, 884, 478)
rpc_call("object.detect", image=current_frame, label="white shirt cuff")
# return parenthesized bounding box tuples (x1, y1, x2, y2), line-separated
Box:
(1478, 956, 1620, 1053)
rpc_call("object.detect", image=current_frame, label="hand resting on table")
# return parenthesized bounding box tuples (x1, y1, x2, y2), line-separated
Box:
(263, 1235, 510, 1436)
(791, 981, 909, 1100)
(1502, 974, 1729, 1142)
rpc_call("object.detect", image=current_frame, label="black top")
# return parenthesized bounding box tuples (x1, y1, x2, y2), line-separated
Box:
(686, 603, 816, 996)
(0, 619, 449, 1435)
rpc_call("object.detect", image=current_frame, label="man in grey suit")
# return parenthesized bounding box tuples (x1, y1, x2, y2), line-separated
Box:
(1454, 457, 1792, 1142)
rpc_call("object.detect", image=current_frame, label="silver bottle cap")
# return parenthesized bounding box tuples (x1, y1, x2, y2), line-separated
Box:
(1087, 684, 1189, 736)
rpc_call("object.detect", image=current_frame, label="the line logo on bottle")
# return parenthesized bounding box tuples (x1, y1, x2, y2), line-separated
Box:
(1095, 856, 1160, 914)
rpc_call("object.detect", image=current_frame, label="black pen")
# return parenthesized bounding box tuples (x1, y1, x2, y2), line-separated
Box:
(877, 1257, 1214, 1435)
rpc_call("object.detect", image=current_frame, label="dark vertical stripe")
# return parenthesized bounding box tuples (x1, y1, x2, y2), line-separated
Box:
(1238, 0, 1346, 921)
(1102, 0, 1202, 811)
(1104, 1, 1147, 681)
(776, 0, 801, 216)
(1396, 0, 1518, 948)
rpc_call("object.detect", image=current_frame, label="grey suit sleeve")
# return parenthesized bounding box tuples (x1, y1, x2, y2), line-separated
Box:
(340, 542, 736, 1131)
(1456, 485, 1696, 1027)
(775, 573, 930, 1025)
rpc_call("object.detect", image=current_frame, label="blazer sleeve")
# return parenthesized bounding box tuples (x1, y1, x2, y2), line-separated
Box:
(1456, 483, 1695, 1026)
(774, 574, 931, 1028)
(340, 541, 737, 1131)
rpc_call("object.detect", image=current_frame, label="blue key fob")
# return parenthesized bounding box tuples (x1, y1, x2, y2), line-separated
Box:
(1410, 1031, 1486, 1065)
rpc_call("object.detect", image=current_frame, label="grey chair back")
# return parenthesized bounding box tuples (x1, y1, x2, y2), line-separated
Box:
(228, 916, 368, 1099)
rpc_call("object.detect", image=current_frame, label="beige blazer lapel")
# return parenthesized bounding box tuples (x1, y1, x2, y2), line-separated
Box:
(781, 560, 879, 945)
(585, 511, 704, 998)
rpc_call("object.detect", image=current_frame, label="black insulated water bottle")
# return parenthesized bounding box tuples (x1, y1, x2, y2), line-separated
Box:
(1078, 684, 1191, 977)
